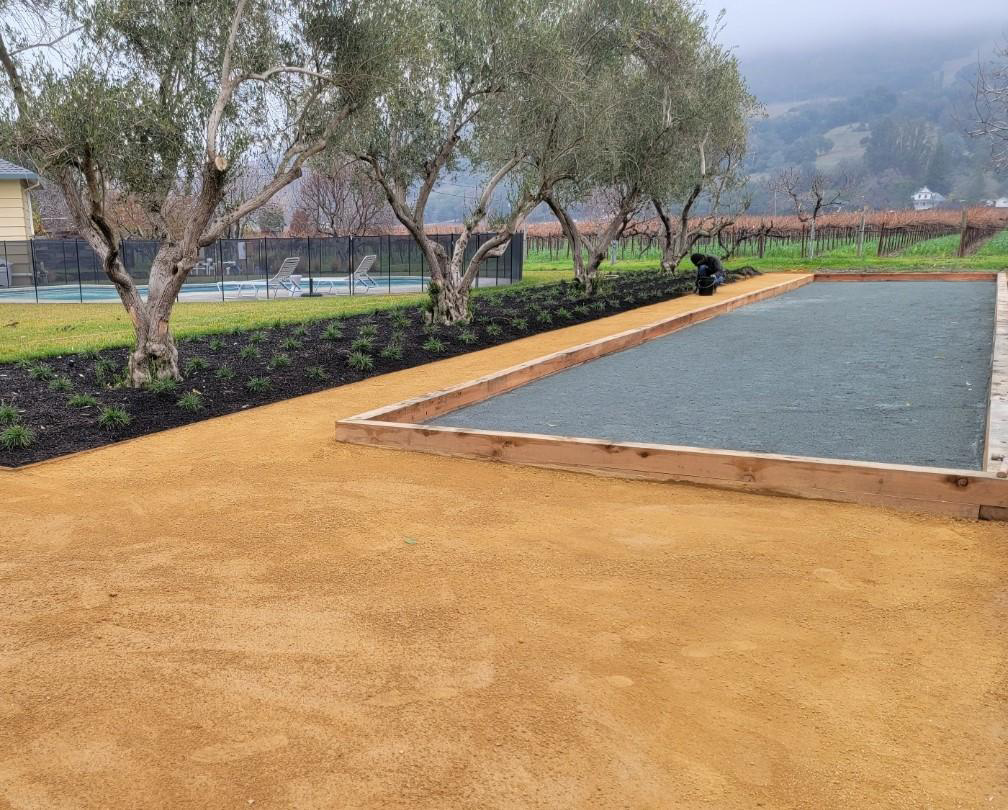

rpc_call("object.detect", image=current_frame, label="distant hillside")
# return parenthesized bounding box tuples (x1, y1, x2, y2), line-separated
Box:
(742, 25, 1008, 213)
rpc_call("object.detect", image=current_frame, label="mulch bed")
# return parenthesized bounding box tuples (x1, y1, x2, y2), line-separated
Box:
(0, 268, 759, 466)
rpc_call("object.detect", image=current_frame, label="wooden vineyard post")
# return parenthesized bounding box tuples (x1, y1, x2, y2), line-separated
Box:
(857, 208, 866, 257)
(958, 207, 968, 258)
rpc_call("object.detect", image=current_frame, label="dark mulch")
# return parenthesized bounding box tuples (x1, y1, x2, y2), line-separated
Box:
(0, 268, 759, 466)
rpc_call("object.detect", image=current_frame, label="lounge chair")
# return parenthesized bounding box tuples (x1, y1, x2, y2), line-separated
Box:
(311, 255, 378, 294)
(218, 256, 301, 298)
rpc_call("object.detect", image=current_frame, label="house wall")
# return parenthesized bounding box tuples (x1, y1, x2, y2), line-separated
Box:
(0, 179, 33, 240)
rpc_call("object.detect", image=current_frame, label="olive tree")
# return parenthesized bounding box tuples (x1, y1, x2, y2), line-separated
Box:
(350, 0, 597, 324)
(0, 0, 395, 385)
(543, 0, 753, 291)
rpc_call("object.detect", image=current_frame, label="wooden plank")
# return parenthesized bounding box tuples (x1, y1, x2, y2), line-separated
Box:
(814, 272, 995, 283)
(353, 275, 813, 425)
(985, 273, 1008, 474)
(332, 420, 1008, 519)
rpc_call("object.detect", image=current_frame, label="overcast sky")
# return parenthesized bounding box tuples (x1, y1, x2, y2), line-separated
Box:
(698, 1, 1007, 55)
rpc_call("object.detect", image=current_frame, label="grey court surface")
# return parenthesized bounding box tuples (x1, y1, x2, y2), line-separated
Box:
(432, 281, 996, 469)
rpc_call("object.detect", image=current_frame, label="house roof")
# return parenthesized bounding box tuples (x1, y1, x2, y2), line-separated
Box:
(0, 158, 38, 181)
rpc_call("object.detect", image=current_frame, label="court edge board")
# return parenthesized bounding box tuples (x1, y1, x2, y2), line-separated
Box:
(334, 273, 1008, 521)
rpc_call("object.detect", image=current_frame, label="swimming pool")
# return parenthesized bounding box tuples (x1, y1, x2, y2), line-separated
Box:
(0, 275, 512, 303)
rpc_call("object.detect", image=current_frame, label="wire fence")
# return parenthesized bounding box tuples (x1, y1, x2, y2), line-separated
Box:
(0, 232, 524, 303)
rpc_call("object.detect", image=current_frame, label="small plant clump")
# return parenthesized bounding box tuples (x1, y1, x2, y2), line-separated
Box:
(28, 362, 54, 381)
(68, 393, 98, 408)
(184, 357, 209, 374)
(390, 308, 410, 327)
(554, 307, 572, 321)
(322, 321, 344, 340)
(248, 331, 267, 345)
(1, 424, 35, 450)
(208, 337, 223, 351)
(215, 365, 236, 380)
(268, 352, 292, 369)
(0, 401, 19, 425)
(246, 376, 272, 393)
(457, 328, 478, 345)
(350, 336, 374, 353)
(358, 323, 378, 340)
(177, 391, 204, 412)
(239, 345, 261, 361)
(485, 323, 503, 338)
(306, 365, 329, 382)
(147, 377, 178, 395)
(279, 337, 302, 351)
(380, 342, 403, 361)
(293, 324, 308, 337)
(510, 316, 528, 332)
(422, 336, 446, 354)
(97, 406, 131, 430)
(347, 350, 374, 371)
(48, 374, 73, 392)
(94, 357, 117, 382)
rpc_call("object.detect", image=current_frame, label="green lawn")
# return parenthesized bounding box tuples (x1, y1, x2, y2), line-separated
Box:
(1, 249, 1004, 363)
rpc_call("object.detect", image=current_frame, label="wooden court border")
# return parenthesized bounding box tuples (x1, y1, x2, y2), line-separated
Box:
(335, 272, 1008, 520)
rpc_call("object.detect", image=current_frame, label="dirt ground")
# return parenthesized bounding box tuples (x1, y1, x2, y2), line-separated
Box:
(1, 274, 1006, 808)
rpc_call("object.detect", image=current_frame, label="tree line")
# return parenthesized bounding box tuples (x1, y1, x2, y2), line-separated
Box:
(0, 0, 754, 384)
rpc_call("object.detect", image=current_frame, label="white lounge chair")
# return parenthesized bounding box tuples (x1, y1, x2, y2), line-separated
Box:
(219, 256, 301, 298)
(311, 255, 378, 294)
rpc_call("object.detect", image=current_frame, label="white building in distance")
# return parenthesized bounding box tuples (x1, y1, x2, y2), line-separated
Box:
(911, 187, 945, 211)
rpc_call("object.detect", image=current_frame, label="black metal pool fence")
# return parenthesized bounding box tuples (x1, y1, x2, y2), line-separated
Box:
(0, 232, 524, 302)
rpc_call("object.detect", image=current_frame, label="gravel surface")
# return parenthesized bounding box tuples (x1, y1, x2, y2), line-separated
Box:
(433, 281, 996, 469)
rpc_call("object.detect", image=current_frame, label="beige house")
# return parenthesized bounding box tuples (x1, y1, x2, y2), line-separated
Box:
(0, 158, 38, 240)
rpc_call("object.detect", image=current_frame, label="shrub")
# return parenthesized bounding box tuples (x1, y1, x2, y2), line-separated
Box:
(48, 374, 73, 392)
(268, 352, 291, 369)
(94, 358, 118, 383)
(215, 365, 235, 380)
(0, 424, 35, 450)
(350, 336, 374, 353)
(485, 323, 503, 338)
(177, 391, 204, 412)
(422, 336, 446, 354)
(380, 342, 403, 361)
(97, 406, 131, 430)
(322, 321, 344, 340)
(147, 377, 178, 395)
(28, 362, 54, 381)
(458, 328, 478, 344)
(208, 337, 223, 351)
(279, 337, 302, 351)
(184, 357, 208, 374)
(510, 316, 528, 331)
(358, 323, 378, 340)
(306, 365, 329, 382)
(68, 393, 98, 408)
(246, 376, 272, 393)
(347, 350, 374, 371)
(239, 345, 261, 361)
(0, 401, 18, 425)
